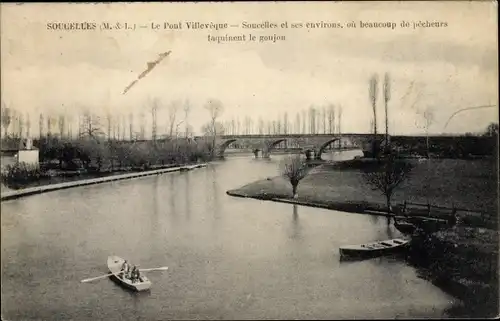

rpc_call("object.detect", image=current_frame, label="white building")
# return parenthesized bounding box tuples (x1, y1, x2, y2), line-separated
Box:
(0, 138, 39, 169)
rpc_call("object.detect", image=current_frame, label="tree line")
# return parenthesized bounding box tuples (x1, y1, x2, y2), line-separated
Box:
(218, 105, 344, 136)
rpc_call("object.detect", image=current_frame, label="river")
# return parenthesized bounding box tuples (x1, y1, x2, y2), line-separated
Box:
(1, 151, 457, 320)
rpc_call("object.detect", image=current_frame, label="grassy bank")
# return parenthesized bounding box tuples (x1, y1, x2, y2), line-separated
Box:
(227, 158, 499, 317)
(227, 158, 497, 221)
(409, 226, 499, 318)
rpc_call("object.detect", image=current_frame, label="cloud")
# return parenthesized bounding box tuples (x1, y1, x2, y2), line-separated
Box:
(1, 2, 497, 136)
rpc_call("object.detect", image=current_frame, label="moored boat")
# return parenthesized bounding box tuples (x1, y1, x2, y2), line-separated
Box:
(339, 238, 409, 260)
(107, 256, 152, 291)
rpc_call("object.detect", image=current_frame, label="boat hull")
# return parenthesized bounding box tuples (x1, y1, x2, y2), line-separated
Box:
(339, 239, 409, 260)
(107, 256, 152, 292)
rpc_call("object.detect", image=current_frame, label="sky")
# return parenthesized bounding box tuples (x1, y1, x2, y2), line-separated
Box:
(1, 2, 498, 137)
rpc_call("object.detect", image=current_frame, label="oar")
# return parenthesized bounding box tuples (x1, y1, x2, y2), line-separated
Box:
(81, 271, 123, 283)
(139, 266, 169, 272)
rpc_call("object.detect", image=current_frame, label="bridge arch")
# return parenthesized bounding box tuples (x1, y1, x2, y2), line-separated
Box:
(217, 139, 237, 157)
(267, 138, 286, 151)
(316, 138, 340, 159)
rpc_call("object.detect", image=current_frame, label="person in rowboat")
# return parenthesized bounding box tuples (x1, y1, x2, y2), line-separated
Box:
(131, 266, 141, 283)
(121, 260, 130, 279)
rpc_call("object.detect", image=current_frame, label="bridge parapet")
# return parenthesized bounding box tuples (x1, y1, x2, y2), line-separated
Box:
(201, 133, 388, 158)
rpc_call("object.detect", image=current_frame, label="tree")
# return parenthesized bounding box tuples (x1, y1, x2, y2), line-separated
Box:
(484, 122, 499, 137)
(302, 110, 307, 134)
(308, 106, 316, 134)
(362, 154, 413, 219)
(58, 115, 66, 138)
(327, 104, 335, 134)
(106, 114, 113, 141)
(129, 113, 134, 140)
(204, 98, 224, 157)
(1, 104, 11, 138)
(284, 112, 289, 135)
(295, 112, 300, 135)
(139, 112, 146, 140)
(17, 113, 24, 139)
(79, 111, 103, 140)
(337, 105, 343, 148)
(322, 106, 327, 134)
(26, 113, 31, 138)
(167, 100, 184, 138)
(39, 113, 44, 139)
(383, 72, 391, 150)
(281, 154, 310, 199)
(257, 117, 264, 135)
(369, 74, 379, 135)
(151, 99, 158, 142)
(183, 99, 191, 138)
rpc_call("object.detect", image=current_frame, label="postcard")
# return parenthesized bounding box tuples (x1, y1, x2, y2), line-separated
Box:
(1, 2, 498, 320)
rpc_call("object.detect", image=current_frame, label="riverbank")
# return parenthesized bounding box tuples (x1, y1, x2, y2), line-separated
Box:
(227, 158, 498, 317)
(409, 226, 499, 318)
(0, 163, 207, 201)
(227, 158, 497, 224)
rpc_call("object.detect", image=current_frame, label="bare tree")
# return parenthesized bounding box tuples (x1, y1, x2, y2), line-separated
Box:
(362, 154, 413, 219)
(322, 106, 327, 134)
(17, 113, 24, 139)
(26, 113, 31, 138)
(369, 74, 379, 135)
(244, 116, 251, 135)
(128, 113, 134, 141)
(248, 117, 254, 135)
(1, 105, 12, 138)
(309, 106, 316, 134)
(79, 111, 103, 140)
(46, 115, 52, 137)
(281, 155, 310, 199)
(383, 72, 391, 150)
(258, 117, 264, 135)
(106, 114, 113, 141)
(58, 115, 66, 138)
(327, 104, 335, 134)
(295, 112, 300, 134)
(204, 98, 224, 156)
(167, 100, 184, 138)
(139, 112, 146, 140)
(302, 110, 307, 134)
(121, 114, 126, 140)
(337, 105, 343, 148)
(66, 115, 73, 139)
(183, 99, 191, 138)
(38, 113, 44, 139)
(284, 112, 289, 135)
(151, 99, 158, 142)
(230, 118, 235, 135)
(484, 122, 499, 137)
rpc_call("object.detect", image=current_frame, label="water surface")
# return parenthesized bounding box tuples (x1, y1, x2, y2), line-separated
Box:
(1, 151, 456, 320)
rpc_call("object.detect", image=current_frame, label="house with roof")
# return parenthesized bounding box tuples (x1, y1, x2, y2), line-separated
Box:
(1, 138, 39, 170)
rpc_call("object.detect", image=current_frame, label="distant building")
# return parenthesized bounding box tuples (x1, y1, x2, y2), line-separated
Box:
(0, 138, 39, 169)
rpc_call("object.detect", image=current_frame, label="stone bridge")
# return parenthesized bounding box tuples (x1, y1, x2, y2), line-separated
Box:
(194, 134, 387, 159)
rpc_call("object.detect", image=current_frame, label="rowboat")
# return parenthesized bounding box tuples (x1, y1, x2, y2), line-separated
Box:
(339, 238, 409, 260)
(107, 256, 152, 291)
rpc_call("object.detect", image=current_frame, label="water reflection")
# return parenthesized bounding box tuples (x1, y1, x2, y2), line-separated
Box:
(169, 175, 177, 222)
(288, 205, 302, 241)
(184, 171, 191, 221)
(0, 151, 456, 320)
